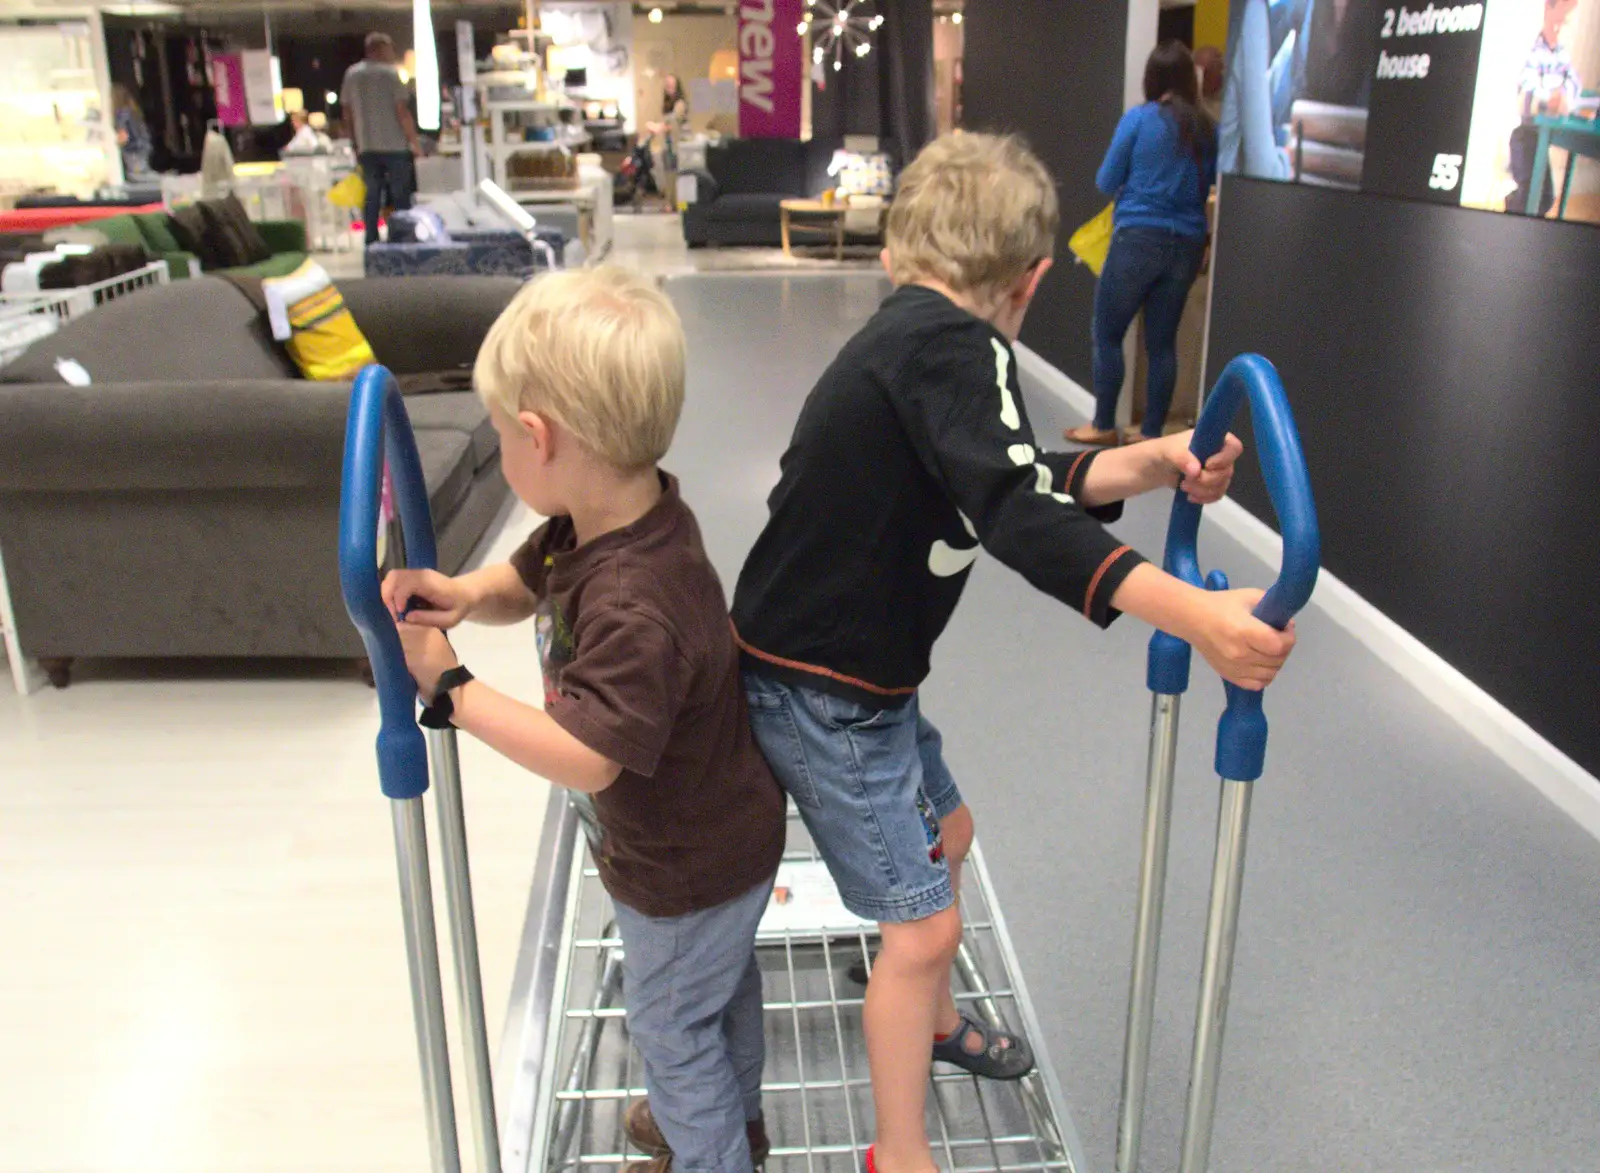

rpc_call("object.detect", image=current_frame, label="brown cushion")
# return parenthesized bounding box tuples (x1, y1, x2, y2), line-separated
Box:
(198, 196, 271, 267)
(167, 204, 212, 262)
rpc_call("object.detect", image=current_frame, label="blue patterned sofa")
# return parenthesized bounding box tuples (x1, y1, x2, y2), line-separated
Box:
(364, 208, 565, 278)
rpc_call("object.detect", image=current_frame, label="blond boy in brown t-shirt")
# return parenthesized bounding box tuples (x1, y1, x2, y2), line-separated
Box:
(385, 266, 785, 1173)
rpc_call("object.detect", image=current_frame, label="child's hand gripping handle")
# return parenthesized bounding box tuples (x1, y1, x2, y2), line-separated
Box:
(338, 364, 441, 799)
(1145, 354, 1321, 780)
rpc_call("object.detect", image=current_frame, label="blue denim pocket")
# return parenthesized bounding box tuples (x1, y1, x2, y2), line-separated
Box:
(745, 682, 821, 810)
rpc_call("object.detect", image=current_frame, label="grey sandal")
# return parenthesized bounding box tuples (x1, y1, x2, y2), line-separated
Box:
(932, 1011, 1035, 1080)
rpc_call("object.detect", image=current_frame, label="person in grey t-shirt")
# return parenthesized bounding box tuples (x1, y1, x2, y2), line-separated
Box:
(340, 33, 423, 244)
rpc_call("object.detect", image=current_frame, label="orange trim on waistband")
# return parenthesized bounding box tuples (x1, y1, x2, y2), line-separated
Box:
(731, 623, 919, 698)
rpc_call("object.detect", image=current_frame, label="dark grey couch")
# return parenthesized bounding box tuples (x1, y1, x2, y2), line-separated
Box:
(682, 137, 841, 248)
(0, 275, 520, 685)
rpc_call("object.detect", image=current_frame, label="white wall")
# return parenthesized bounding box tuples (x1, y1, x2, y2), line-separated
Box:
(1125, 0, 1160, 110)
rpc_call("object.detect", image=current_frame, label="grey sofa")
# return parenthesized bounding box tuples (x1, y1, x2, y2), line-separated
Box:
(0, 275, 520, 685)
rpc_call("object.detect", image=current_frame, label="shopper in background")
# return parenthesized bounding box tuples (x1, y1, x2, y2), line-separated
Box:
(341, 32, 423, 244)
(283, 110, 330, 155)
(112, 84, 153, 180)
(1067, 41, 1217, 447)
(662, 73, 689, 120)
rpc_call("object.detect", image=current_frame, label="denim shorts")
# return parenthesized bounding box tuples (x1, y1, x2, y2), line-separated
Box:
(743, 671, 963, 924)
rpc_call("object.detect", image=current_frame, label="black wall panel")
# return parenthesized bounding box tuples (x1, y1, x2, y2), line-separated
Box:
(960, 0, 1127, 384)
(1208, 178, 1600, 777)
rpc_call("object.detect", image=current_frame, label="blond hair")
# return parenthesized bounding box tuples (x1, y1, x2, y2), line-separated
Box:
(475, 266, 686, 470)
(886, 132, 1060, 299)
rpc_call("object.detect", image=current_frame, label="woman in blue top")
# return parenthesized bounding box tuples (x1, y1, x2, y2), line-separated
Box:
(1067, 42, 1217, 447)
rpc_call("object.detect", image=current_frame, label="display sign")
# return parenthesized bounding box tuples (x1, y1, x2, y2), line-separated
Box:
(1361, 3, 1487, 202)
(738, 0, 803, 139)
(241, 49, 282, 126)
(1219, 0, 1599, 221)
(212, 53, 247, 127)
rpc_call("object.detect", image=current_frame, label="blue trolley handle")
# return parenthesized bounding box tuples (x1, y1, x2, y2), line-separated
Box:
(1145, 353, 1321, 782)
(338, 364, 441, 800)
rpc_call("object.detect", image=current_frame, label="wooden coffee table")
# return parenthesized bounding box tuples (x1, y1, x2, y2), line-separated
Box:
(780, 199, 849, 260)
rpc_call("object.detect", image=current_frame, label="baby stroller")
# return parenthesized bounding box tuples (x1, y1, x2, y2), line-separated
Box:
(613, 137, 661, 209)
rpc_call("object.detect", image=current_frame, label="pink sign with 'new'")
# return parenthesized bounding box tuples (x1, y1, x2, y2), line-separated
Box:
(738, 0, 803, 139)
(212, 53, 248, 127)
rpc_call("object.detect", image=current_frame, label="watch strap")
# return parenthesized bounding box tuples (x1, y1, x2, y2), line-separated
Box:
(419, 665, 474, 729)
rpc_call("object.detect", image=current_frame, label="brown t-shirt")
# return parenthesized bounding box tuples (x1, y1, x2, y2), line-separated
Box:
(510, 474, 786, 918)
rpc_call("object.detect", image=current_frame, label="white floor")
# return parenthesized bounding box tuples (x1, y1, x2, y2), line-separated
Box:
(0, 522, 553, 1173)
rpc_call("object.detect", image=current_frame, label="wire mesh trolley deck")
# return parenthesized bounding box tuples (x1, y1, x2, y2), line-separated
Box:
(498, 799, 1085, 1173)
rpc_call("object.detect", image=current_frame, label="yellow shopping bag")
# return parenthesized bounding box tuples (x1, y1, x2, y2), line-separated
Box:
(1068, 202, 1115, 277)
(328, 170, 366, 211)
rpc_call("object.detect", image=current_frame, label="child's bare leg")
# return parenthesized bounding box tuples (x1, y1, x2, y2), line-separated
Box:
(932, 803, 975, 1041)
(867, 905, 964, 1173)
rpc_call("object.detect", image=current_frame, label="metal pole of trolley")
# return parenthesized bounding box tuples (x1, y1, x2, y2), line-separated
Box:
(423, 714, 504, 1173)
(1118, 477, 1231, 1173)
(340, 364, 503, 1173)
(1158, 355, 1320, 1173)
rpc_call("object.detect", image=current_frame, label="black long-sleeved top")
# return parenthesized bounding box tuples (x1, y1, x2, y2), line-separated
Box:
(731, 285, 1147, 707)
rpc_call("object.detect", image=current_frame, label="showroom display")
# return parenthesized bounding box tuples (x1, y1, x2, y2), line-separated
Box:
(0, 275, 518, 685)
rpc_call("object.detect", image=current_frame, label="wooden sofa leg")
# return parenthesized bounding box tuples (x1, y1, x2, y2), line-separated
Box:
(41, 658, 73, 689)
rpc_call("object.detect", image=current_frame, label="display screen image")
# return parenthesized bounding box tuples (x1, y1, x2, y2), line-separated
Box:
(1218, 0, 1600, 223)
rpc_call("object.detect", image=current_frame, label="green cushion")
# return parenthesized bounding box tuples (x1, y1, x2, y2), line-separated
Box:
(93, 215, 147, 249)
(256, 219, 308, 254)
(220, 252, 308, 279)
(133, 212, 183, 256)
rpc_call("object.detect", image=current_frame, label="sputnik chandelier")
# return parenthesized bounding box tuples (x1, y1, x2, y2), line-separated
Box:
(798, 0, 885, 75)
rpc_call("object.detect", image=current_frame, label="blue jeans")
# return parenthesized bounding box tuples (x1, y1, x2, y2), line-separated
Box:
(613, 878, 772, 1173)
(1219, 0, 1315, 178)
(359, 151, 416, 245)
(1092, 226, 1207, 435)
(743, 672, 963, 924)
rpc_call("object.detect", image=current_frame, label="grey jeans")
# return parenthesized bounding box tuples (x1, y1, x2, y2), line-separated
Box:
(614, 878, 773, 1173)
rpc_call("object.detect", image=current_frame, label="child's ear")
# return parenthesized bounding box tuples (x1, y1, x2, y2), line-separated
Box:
(516, 410, 555, 458)
(1018, 258, 1054, 306)
(880, 247, 893, 276)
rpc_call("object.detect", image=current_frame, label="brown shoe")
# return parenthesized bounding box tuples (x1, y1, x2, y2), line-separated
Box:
(624, 1098, 772, 1165)
(623, 1158, 672, 1173)
(1064, 424, 1120, 446)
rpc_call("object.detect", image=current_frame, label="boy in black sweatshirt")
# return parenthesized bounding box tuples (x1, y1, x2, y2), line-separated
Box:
(731, 132, 1296, 1173)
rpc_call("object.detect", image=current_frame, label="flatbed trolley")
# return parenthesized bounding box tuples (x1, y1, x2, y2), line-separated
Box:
(337, 353, 1318, 1173)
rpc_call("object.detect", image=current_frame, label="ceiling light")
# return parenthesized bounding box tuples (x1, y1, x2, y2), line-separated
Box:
(797, 20, 809, 34)
(325, 91, 338, 105)
(951, 10, 962, 23)
(648, 7, 663, 22)
(833, 59, 842, 71)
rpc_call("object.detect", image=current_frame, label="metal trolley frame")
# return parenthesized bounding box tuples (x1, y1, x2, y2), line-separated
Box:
(338, 353, 1319, 1173)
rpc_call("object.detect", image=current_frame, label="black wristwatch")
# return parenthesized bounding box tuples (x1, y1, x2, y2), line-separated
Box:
(420, 665, 475, 729)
